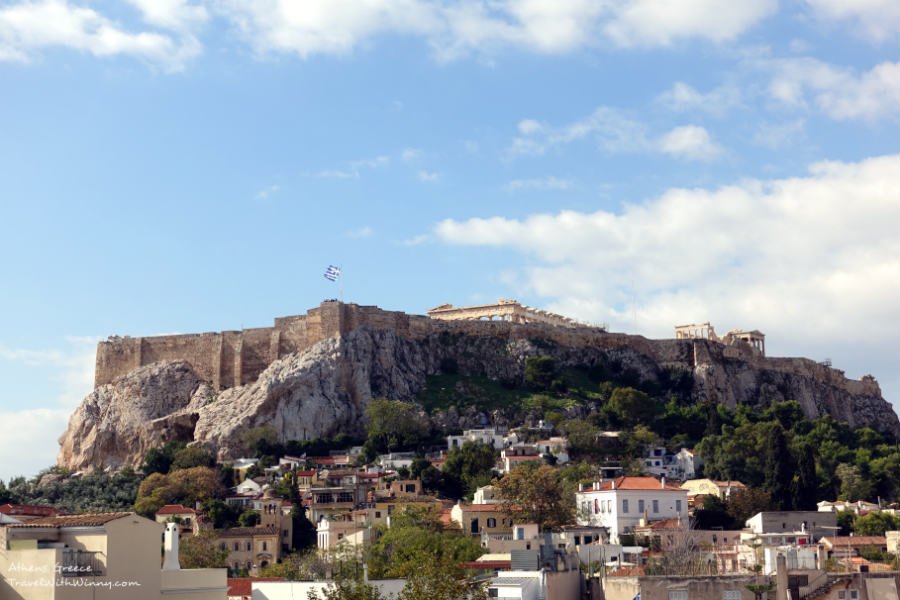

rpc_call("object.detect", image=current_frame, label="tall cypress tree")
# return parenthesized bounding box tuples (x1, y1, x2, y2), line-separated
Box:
(764, 423, 793, 510)
(793, 441, 818, 510)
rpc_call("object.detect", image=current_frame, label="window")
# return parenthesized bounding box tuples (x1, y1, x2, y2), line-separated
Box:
(607, 500, 612, 512)
(262, 541, 268, 551)
(516, 527, 525, 540)
(487, 518, 497, 528)
(838, 592, 846, 600)
(375, 511, 381, 518)
(652, 499, 659, 513)
(595, 499, 600, 514)
(638, 499, 645, 513)
(234, 542, 239, 551)
(489, 589, 499, 598)
(723, 591, 741, 600)
(246, 542, 251, 551)
(850, 592, 858, 600)
(676, 500, 682, 513)
(669, 590, 688, 600)
(623, 499, 629, 513)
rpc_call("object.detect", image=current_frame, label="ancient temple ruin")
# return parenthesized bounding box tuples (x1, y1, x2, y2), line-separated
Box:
(427, 299, 589, 328)
(674, 322, 766, 357)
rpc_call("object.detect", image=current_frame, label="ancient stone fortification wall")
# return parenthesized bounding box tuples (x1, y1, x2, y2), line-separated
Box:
(95, 302, 878, 398)
(94, 302, 414, 390)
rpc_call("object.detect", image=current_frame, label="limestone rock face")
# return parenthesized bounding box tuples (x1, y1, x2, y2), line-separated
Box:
(57, 361, 204, 472)
(58, 326, 900, 472)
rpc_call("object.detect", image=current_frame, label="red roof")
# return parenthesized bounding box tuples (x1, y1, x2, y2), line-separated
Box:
(460, 560, 511, 570)
(0, 504, 63, 517)
(457, 503, 506, 512)
(585, 477, 684, 492)
(296, 470, 316, 476)
(156, 504, 196, 516)
(227, 578, 285, 598)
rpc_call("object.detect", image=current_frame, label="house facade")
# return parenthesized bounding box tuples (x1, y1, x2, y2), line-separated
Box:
(575, 477, 689, 543)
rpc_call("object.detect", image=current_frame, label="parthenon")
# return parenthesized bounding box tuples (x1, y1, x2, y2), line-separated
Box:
(426, 299, 591, 328)
(675, 322, 766, 357)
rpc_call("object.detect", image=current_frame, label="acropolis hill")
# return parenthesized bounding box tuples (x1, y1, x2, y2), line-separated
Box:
(62, 300, 898, 472)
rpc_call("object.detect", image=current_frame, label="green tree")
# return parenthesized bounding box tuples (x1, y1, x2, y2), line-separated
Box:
(238, 509, 261, 527)
(180, 529, 229, 569)
(171, 445, 216, 470)
(140, 441, 186, 475)
(494, 463, 575, 532)
(365, 399, 426, 453)
(793, 441, 818, 510)
(442, 441, 497, 499)
(524, 356, 556, 390)
(396, 561, 489, 600)
(764, 424, 793, 510)
(366, 506, 483, 578)
(609, 387, 661, 426)
(853, 512, 900, 536)
(836, 463, 874, 501)
(242, 425, 281, 457)
(307, 578, 385, 600)
(726, 488, 773, 526)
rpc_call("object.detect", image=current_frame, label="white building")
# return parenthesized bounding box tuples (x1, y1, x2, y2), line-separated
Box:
(575, 477, 688, 544)
(446, 428, 510, 450)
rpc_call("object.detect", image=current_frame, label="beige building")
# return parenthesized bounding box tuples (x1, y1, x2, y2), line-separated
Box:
(450, 502, 514, 536)
(0, 512, 226, 600)
(219, 526, 281, 575)
(155, 504, 199, 537)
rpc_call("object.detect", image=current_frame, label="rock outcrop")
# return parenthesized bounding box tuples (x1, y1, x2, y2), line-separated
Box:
(58, 318, 900, 472)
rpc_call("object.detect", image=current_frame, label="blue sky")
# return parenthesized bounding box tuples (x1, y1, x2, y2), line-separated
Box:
(0, 0, 898, 482)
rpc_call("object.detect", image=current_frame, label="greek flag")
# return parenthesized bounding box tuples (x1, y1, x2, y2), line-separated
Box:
(324, 265, 341, 281)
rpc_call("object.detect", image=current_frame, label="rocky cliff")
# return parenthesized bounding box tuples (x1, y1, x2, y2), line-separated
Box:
(58, 321, 900, 472)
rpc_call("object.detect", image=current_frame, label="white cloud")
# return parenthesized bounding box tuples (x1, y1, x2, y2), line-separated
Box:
(804, 0, 900, 42)
(656, 81, 742, 116)
(0, 337, 97, 481)
(126, 0, 208, 32)
(768, 59, 900, 121)
(0, 407, 71, 482)
(434, 154, 900, 403)
(254, 184, 280, 200)
(401, 147, 422, 161)
(754, 119, 806, 148)
(344, 225, 374, 238)
(417, 170, 441, 182)
(657, 125, 722, 160)
(505, 176, 574, 191)
(511, 106, 722, 161)
(603, 0, 778, 47)
(214, 0, 771, 61)
(0, 0, 199, 70)
(402, 234, 428, 246)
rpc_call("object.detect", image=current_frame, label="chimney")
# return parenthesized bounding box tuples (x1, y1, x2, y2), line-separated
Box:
(578, 483, 585, 492)
(661, 476, 666, 489)
(162, 522, 181, 571)
(611, 479, 616, 491)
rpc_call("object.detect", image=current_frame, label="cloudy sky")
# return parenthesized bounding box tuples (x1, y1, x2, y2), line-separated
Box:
(0, 0, 897, 482)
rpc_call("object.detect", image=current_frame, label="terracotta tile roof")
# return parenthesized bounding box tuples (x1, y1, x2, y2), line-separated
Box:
(457, 504, 506, 512)
(156, 504, 196, 516)
(227, 577, 286, 597)
(7, 512, 134, 528)
(219, 525, 279, 537)
(0, 504, 63, 517)
(822, 536, 887, 547)
(586, 477, 685, 492)
(460, 560, 511, 570)
(295, 470, 316, 476)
